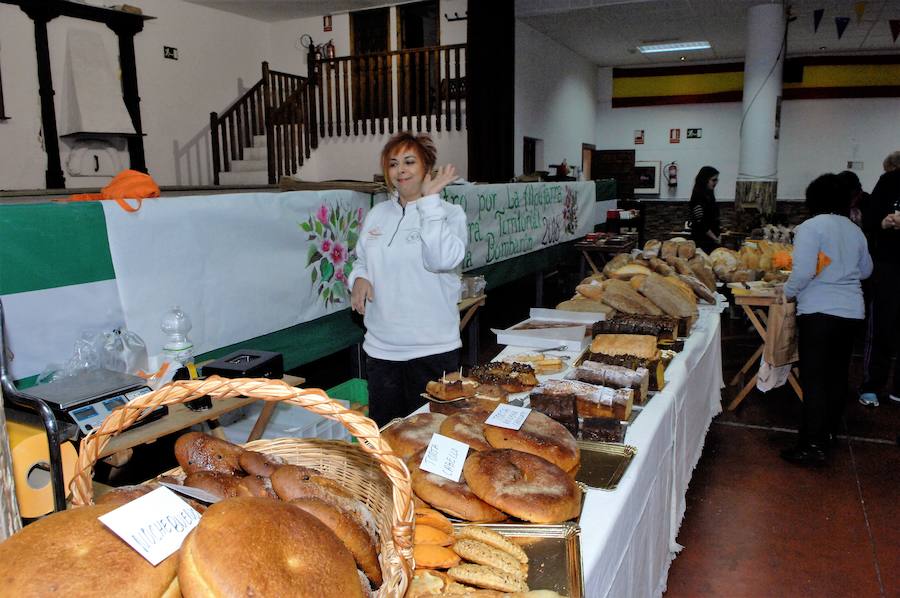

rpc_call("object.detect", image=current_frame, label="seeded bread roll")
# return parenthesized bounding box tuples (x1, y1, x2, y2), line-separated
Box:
(175, 431, 245, 475)
(463, 449, 582, 523)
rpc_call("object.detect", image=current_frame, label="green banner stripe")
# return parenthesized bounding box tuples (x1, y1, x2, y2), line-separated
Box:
(0, 202, 116, 295)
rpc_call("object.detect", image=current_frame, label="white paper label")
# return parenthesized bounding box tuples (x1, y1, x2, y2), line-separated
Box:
(420, 433, 469, 483)
(98, 487, 202, 565)
(485, 403, 532, 430)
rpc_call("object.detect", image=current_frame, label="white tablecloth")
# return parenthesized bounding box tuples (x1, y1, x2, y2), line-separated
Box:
(418, 302, 725, 598)
(581, 304, 724, 598)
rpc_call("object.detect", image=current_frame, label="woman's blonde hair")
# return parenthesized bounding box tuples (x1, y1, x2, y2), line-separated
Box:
(380, 132, 437, 191)
(883, 151, 900, 172)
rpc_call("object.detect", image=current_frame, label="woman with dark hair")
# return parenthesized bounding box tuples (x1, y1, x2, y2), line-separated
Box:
(689, 166, 721, 253)
(780, 173, 872, 466)
(348, 132, 465, 425)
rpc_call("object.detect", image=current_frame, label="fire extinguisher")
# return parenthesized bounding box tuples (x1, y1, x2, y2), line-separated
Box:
(664, 161, 678, 187)
(325, 40, 336, 59)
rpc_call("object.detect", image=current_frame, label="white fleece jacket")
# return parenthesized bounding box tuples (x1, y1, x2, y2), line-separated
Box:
(348, 193, 468, 360)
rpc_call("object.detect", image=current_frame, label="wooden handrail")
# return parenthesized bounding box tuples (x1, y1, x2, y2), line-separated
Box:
(211, 45, 465, 186)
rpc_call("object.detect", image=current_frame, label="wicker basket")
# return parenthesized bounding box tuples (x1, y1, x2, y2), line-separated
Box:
(69, 376, 413, 597)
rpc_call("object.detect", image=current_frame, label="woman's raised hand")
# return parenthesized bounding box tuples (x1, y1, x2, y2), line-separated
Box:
(421, 164, 458, 197)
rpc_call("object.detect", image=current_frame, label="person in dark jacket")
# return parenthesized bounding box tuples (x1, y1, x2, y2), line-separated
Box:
(689, 166, 721, 253)
(859, 151, 900, 407)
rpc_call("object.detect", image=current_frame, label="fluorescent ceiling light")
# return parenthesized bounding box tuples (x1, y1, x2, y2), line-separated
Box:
(637, 41, 711, 54)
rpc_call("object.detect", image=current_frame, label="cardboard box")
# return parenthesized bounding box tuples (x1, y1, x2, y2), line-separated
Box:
(493, 308, 607, 351)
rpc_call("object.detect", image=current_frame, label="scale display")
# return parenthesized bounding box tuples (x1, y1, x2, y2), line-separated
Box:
(68, 387, 154, 434)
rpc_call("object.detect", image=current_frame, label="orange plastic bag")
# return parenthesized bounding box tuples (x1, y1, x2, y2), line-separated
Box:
(68, 169, 160, 212)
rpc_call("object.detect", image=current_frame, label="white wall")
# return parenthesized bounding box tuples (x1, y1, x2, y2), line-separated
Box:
(514, 20, 597, 178)
(0, 1, 272, 189)
(595, 68, 900, 200)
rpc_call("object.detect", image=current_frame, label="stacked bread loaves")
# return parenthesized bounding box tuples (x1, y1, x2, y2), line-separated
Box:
(386, 409, 582, 524)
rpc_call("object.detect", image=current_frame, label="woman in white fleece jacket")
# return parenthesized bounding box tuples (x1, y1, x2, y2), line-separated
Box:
(348, 132, 467, 425)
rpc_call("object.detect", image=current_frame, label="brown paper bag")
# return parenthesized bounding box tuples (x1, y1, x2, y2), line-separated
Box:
(764, 301, 799, 366)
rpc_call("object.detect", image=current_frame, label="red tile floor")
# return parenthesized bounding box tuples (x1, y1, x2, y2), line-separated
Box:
(665, 313, 899, 598)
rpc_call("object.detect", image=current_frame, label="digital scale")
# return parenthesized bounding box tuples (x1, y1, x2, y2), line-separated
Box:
(19, 369, 166, 437)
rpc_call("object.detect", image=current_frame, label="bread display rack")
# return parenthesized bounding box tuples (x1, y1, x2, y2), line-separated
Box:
(69, 376, 414, 597)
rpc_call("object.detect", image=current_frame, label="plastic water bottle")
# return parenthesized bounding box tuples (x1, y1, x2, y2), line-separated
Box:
(161, 306, 194, 366)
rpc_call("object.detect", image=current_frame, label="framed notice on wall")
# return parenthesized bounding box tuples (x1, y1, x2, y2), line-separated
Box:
(634, 161, 661, 194)
(634, 130, 645, 145)
(669, 128, 680, 144)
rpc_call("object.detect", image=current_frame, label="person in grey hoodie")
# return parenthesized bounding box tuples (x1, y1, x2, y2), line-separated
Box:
(349, 132, 466, 426)
(780, 173, 873, 467)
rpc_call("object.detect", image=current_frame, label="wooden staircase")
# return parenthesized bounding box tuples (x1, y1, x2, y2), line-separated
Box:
(211, 45, 467, 186)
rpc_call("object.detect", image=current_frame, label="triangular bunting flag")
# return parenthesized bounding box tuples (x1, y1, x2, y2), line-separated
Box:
(854, 2, 866, 23)
(836, 16, 851, 39)
(891, 19, 900, 43)
(813, 8, 825, 32)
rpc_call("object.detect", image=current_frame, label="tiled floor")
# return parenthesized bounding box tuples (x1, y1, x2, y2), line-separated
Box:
(665, 313, 899, 598)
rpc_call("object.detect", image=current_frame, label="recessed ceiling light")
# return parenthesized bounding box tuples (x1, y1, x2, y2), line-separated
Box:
(680, 56, 686, 61)
(637, 41, 711, 54)
(819, 46, 827, 50)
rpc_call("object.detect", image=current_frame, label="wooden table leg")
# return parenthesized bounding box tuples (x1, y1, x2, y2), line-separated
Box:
(247, 402, 277, 442)
(582, 251, 602, 275)
(729, 344, 764, 387)
(728, 373, 759, 410)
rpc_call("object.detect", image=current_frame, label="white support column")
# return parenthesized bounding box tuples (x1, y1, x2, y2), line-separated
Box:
(736, 3, 785, 223)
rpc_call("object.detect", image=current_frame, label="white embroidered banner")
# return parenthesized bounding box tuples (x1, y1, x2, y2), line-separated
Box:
(102, 191, 370, 357)
(439, 181, 599, 270)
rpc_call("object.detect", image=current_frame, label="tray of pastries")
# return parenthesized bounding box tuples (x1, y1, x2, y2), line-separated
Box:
(408, 512, 583, 597)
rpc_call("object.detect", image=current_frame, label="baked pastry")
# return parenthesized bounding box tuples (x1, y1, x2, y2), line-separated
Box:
(469, 362, 538, 393)
(677, 240, 697, 259)
(556, 296, 614, 314)
(290, 496, 382, 586)
(452, 539, 527, 580)
(428, 390, 508, 416)
(642, 239, 661, 258)
(592, 313, 678, 341)
(590, 334, 659, 360)
(572, 360, 649, 404)
(179, 497, 362, 597)
(533, 378, 633, 421)
(677, 273, 717, 303)
(575, 281, 604, 300)
(527, 391, 578, 435)
(463, 449, 582, 523)
(439, 411, 493, 451)
(483, 410, 579, 472)
(414, 544, 461, 569)
(602, 253, 632, 278)
(580, 417, 627, 443)
(456, 526, 528, 565)
(414, 524, 454, 546)
(408, 569, 451, 596)
(503, 354, 566, 375)
(0, 504, 179, 596)
(382, 413, 447, 459)
(174, 431, 245, 475)
(425, 373, 479, 401)
(408, 449, 506, 522)
(414, 507, 454, 535)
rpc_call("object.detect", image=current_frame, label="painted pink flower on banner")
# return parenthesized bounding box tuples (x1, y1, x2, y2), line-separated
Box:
(357, 207, 364, 223)
(335, 270, 346, 282)
(321, 238, 332, 253)
(317, 205, 329, 225)
(330, 243, 346, 266)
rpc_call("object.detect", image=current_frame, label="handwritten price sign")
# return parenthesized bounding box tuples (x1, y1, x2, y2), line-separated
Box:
(485, 404, 531, 430)
(420, 434, 469, 482)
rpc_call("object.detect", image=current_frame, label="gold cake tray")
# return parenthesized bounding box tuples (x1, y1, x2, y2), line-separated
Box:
(574, 441, 637, 491)
(452, 522, 584, 598)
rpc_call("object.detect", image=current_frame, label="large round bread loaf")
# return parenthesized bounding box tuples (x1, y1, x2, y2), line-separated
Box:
(463, 449, 581, 523)
(483, 410, 579, 471)
(0, 504, 180, 596)
(439, 411, 492, 451)
(179, 497, 362, 597)
(409, 449, 506, 523)
(381, 413, 447, 459)
(174, 431, 245, 475)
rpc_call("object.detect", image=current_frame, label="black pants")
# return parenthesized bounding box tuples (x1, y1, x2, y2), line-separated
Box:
(862, 261, 900, 396)
(366, 349, 460, 427)
(798, 314, 858, 445)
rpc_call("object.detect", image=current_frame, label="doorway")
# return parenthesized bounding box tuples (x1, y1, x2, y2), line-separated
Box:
(397, 0, 439, 118)
(582, 143, 595, 182)
(350, 7, 390, 121)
